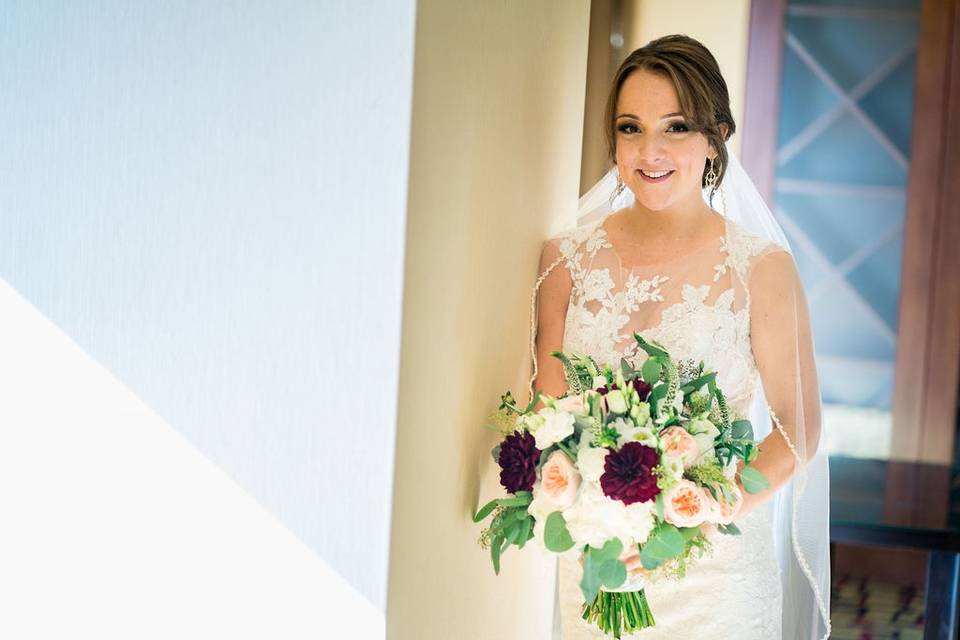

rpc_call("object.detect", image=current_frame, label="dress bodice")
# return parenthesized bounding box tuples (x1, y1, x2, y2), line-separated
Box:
(550, 213, 783, 417)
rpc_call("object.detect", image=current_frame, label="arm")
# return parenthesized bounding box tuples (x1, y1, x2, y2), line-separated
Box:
(734, 249, 822, 519)
(531, 238, 573, 411)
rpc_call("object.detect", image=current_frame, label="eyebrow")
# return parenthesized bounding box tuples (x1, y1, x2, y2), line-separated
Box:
(616, 112, 684, 120)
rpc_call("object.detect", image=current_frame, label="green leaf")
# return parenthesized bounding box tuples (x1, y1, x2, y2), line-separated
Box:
(717, 522, 741, 536)
(491, 533, 504, 574)
(655, 493, 665, 520)
(678, 526, 702, 542)
(731, 420, 754, 440)
(640, 546, 664, 570)
(522, 391, 541, 414)
(544, 511, 576, 552)
(679, 371, 717, 394)
(580, 551, 602, 603)
(598, 558, 627, 589)
(472, 498, 499, 523)
(641, 523, 685, 561)
(595, 538, 623, 561)
(633, 333, 669, 358)
(490, 444, 501, 464)
(497, 492, 532, 507)
(641, 359, 662, 384)
(739, 466, 770, 494)
(516, 516, 533, 549)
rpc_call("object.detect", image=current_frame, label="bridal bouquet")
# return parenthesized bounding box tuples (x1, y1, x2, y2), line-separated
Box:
(473, 334, 770, 638)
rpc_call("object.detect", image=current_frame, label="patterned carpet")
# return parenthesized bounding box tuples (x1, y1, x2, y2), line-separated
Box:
(830, 573, 926, 639)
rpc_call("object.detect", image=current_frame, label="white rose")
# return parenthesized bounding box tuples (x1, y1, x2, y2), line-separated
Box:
(576, 445, 608, 484)
(531, 406, 576, 449)
(563, 483, 656, 548)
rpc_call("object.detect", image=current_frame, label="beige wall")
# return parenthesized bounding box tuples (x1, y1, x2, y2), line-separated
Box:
(387, 2, 591, 638)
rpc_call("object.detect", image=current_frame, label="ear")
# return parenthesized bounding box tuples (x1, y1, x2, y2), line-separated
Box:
(709, 124, 730, 160)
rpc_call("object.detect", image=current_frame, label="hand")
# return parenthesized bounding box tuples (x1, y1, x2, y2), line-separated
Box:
(618, 544, 648, 580)
(577, 545, 648, 580)
(699, 521, 719, 540)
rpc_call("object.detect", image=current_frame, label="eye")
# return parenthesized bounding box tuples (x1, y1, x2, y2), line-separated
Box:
(667, 121, 690, 133)
(617, 123, 639, 134)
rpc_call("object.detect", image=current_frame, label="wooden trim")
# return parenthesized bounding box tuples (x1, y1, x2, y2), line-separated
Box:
(921, 0, 960, 461)
(740, 0, 786, 205)
(891, 0, 960, 464)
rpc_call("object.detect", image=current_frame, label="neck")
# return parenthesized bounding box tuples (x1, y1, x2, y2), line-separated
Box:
(618, 193, 718, 241)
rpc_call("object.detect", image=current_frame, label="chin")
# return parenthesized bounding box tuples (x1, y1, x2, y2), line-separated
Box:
(631, 194, 675, 212)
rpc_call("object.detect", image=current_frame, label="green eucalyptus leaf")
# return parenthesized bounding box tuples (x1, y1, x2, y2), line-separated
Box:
(717, 522, 741, 536)
(739, 466, 770, 494)
(491, 533, 504, 575)
(641, 359, 662, 384)
(472, 498, 499, 523)
(580, 551, 602, 604)
(641, 523, 685, 561)
(544, 511, 576, 552)
(731, 420, 754, 440)
(497, 492, 532, 507)
(599, 558, 627, 589)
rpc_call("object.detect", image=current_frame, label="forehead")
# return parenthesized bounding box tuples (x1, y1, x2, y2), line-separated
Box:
(616, 68, 680, 117)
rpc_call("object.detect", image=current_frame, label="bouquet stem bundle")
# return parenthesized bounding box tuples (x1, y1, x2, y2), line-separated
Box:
(581, 589, 654, 638)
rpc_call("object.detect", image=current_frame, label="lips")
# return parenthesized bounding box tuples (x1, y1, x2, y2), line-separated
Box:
(637, 168, 674, 183)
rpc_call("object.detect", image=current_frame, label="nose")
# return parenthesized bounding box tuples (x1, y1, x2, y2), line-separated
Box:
(635, 134, 667, 167)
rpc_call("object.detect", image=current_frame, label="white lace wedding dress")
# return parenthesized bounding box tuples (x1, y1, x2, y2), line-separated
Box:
(546, 212, 786, 639)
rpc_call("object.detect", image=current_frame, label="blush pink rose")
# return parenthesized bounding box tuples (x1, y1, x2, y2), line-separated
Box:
(659, 426, 699, 469)
(663, 479, 711, 528)
(536, 450, 581, 511)
(555, 393, 587, 415)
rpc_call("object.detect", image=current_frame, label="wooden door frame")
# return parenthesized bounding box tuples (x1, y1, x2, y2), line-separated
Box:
(741, 0, 960, 464)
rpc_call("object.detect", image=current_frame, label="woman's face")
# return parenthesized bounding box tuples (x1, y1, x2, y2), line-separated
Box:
(614, 68, 716, 215)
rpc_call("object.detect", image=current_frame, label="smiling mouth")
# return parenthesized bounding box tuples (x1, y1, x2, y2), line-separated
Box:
(637, 169, 674, 182)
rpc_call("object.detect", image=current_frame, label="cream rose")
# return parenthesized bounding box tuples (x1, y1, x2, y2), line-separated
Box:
(533, 450, 581, 511)
(555, 393, 587, 415)
(659, 426, 699, 468)
(663, 479, 712, 528)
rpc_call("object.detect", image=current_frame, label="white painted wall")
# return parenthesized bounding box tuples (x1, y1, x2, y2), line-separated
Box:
(0, 1, 415, 632)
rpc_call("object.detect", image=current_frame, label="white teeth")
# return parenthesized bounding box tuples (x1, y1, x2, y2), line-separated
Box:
(641, 169, 671, 178)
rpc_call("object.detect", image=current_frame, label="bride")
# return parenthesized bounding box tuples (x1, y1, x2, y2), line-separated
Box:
(531, 35, 832, 639)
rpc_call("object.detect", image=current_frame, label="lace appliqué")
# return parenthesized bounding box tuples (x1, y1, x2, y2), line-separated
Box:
(713, 223, 774, 284)
(559, 224, 670, 366)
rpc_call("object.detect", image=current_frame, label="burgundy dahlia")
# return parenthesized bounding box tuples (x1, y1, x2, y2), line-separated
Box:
(498, 431, 540, 494)
(600, 441, 661, 505)
(630, 377, 652, 401)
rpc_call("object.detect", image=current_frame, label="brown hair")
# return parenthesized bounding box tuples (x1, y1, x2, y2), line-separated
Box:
(603, 34, 735, 205)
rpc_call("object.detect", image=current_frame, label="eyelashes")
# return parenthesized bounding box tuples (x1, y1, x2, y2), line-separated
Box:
(616, 121, 690, 134)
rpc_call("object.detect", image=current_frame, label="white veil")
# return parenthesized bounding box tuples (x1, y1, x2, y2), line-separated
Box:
(570, 141, 832, 639)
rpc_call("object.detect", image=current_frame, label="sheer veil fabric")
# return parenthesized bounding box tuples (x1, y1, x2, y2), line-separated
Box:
(529, 141, 831, 639)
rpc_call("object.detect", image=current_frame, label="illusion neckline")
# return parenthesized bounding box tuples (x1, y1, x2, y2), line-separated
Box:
(597, 213, 728, 271)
